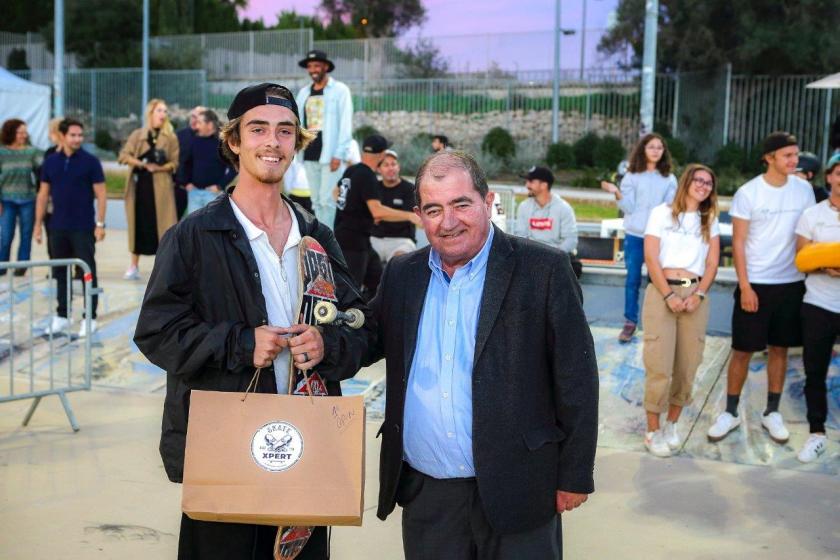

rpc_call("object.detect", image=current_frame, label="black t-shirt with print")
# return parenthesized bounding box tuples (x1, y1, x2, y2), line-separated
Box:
(334, 163, 381, 251)
(303, 87, 324, 161)
(371, 179, 416, 242)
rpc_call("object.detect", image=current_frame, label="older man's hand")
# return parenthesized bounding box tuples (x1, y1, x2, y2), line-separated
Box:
(556, 490, 588, 513)
(253, 326, 288, 368)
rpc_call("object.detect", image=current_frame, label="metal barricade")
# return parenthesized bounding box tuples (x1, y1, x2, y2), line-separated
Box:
(490, 185, 520, 233)
(0, 258, 95, 432)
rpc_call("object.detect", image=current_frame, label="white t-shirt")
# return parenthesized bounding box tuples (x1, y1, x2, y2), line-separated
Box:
(229, 198, 301, 392)
(795, 199, 840, 313)
(730, 174, 816, 284)
(644, 203, 720, 277)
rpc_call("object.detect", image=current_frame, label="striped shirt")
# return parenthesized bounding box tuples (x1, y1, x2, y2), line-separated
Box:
(0, 146, 42, 202)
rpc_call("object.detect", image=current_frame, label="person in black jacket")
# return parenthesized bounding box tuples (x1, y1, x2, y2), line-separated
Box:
(364, 150, 599, 560)
(134, 83, 374, 560)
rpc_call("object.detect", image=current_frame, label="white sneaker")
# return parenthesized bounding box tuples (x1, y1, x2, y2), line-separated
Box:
(78, 319, 97, 338)
(645, 430, 672, 458)
(44, 316, 70, 335)
(123, 266, 140, 280)
(707, 411, 741, 442)
(797, 434, 827, 463)
(663, 421, 681, 450)
(761, 412, 790, 444)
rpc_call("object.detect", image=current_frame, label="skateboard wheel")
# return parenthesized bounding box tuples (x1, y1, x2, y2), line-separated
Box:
(314, 301, 338, 324)
(344, 308, 365, 329)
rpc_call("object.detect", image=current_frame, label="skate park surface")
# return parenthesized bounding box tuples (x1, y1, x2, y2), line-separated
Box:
(1, 229, 838, 559)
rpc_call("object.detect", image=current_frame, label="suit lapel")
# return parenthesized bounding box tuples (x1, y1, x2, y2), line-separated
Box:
(402, 249, 432, 375)
(473, 227, 514, 365)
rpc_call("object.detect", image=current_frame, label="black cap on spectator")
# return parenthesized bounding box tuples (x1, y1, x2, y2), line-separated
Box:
(761, 131, 798, 156)
(520, 166, 555, 186)
(227, 83, 299, 122)
(362, 135, 389, 154)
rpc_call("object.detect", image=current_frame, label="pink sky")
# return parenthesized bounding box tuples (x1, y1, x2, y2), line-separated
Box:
(239, 0, 619, 36)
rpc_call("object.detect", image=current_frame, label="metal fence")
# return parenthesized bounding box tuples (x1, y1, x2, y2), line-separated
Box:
(0, 31, 78, 71)
(0, 259, 95, 432)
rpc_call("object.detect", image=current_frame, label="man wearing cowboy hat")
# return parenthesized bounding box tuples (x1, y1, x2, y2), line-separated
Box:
(296, 49, 354, 228)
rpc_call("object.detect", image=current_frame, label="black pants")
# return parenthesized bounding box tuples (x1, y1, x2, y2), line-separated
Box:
(289, 194, 313, 214)
(398, 464, 562, 560)
(49, 229, 98, 319)
(801, 302, 840, 433)
(178, 515, 328, 560)
(342, 247, 383, 300)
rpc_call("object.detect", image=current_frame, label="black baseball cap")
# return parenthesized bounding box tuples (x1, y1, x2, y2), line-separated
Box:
(362, 135, 389, 154)
(761, 131, 798, 156)
(226, 83, 299, 122)
(520, 166, 555, 185)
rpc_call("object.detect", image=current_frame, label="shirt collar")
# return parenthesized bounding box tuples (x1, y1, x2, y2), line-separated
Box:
(229, 198, 301, 253)
(428, 223, 495, 282)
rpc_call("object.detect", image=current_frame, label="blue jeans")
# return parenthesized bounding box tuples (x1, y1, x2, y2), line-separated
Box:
(0, 199, 36, 263)
(186, 188, 220, 215)
(623, 234, 645, 324)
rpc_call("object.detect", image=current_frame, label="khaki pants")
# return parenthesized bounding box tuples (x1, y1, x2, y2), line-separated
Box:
(642, 283, 710, 413)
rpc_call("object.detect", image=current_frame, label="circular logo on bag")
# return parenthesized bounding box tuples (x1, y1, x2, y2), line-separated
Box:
(251, 422, 304, 472)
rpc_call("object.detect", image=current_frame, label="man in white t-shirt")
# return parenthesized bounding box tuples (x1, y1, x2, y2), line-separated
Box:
(708, 132, 816, 444)
(792, 153, 840, 463)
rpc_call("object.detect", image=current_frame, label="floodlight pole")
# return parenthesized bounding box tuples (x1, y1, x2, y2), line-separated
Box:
(552, 0, 562, 143)
(639, 0, 658, 135)
(142, 0, 150, 119)
(54, 0, 64, 116)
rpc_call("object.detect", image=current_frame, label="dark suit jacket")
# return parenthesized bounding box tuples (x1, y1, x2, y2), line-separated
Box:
(366, 226, 599, 535)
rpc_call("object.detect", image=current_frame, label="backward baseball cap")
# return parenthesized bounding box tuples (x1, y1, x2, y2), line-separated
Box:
(226, 83, 300, 122)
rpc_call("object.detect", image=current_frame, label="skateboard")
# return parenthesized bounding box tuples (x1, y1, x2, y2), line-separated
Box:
(275, 236, 364, 560)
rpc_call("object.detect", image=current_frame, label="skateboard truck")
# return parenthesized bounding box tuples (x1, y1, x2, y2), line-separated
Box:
(313, 301, 365, 329)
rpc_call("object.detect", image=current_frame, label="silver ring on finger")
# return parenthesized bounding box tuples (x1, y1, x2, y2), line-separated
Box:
(302, 351, 309, 363)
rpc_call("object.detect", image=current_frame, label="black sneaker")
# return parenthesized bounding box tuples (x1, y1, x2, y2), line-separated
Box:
(618, 321, 636, 343)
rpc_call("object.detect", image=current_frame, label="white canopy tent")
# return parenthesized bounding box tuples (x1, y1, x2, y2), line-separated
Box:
(805, 72, 840, 162)
(0, 68, 51, 149)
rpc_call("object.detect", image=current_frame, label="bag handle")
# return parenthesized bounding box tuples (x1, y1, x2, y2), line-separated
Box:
(240, 368, 262, 402)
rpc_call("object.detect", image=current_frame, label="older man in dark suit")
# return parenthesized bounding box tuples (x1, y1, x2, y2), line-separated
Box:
(365, 151, 599, 559)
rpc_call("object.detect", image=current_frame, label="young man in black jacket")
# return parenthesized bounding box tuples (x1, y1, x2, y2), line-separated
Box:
(134, 83, 374, 560)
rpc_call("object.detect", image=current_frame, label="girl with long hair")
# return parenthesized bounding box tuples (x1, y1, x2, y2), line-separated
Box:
(119, 98, 179, 280)
(640, 164, 720, 457)
(601, 133, 678, 342)
(0, 118, 42, 276)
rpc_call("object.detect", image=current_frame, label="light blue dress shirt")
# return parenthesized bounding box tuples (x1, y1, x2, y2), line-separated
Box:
(403, 226, 495, 479)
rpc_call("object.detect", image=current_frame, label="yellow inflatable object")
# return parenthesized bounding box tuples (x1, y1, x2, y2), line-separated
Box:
(795, 242, 840, 273)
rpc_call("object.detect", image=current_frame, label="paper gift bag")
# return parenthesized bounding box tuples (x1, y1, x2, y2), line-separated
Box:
(182, 389, 365, 527)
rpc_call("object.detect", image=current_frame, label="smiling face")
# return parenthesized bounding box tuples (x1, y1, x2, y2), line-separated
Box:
(228, 104, 297, 185)
(417, 168, 494, 271)
(688, 169, 714, 205)
(64, 125, 84, 152)
(306, 61, 329, 85)
(826, 164, 840, 196)
(525, 178, 549, 197)
(765, 145, 800, 176)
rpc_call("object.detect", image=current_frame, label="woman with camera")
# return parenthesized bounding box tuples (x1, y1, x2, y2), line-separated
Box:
(119, 98, 179, 280)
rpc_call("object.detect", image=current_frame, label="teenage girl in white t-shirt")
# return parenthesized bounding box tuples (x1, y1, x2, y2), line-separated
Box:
(793, 153, 840, 463)
(641, 164, 720, 457)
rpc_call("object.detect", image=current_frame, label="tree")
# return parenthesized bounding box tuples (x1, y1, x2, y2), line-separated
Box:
(396, 38, 449, 78)
(319, 0, 425, 37)
(271, 10, 363, 40)
(598, 0, 840, 74)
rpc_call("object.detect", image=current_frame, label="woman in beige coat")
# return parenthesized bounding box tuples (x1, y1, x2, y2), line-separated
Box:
(119, 98, 179, 280)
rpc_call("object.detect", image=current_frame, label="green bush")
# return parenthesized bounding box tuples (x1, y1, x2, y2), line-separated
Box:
(593, 135, 626, 170)
(570, 167, 603, 189)
(743, 144, 765, 175)
(481, 127, 516, 161)
(573, 132, 600, 168)
(715, 143, 746, 170)
(94, 129, 117, 152)
(546, 142, 575, 169)
(714, 166, 744, 197)
(667, 137, 688, 166)
(353, 124, 380, 142)
(410, 132, 435, 150)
